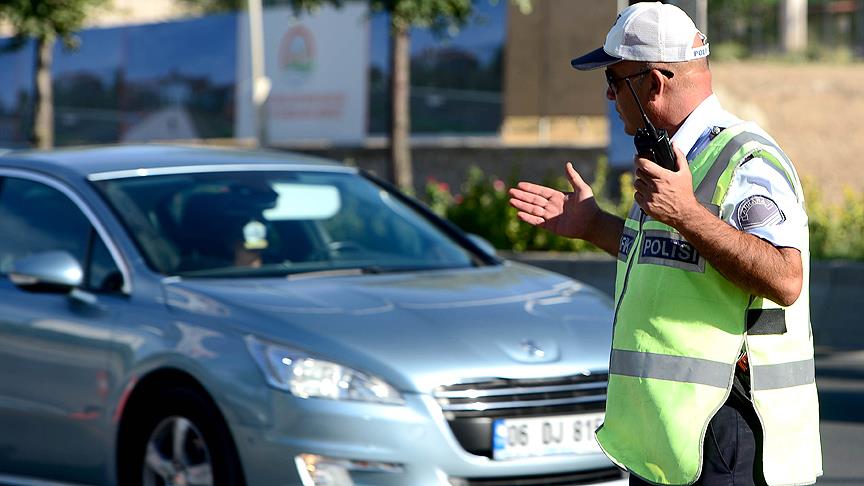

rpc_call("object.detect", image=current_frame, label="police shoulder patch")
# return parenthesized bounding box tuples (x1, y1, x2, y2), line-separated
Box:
(734, 195, 785, 231)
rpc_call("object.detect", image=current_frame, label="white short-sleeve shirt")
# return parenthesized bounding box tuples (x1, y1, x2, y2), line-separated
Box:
(671, 95, 807, 250)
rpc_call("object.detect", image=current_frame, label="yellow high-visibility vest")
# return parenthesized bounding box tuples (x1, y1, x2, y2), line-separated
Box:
(597, 122, 822, 486)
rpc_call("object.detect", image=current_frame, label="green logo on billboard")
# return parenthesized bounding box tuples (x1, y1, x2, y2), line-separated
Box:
(279, 25, 315, 74)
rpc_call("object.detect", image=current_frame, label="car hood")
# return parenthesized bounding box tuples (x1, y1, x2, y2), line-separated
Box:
(163, 262, 614, 393)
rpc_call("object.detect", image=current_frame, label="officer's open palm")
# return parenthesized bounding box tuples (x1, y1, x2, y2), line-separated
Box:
(508, 163, 600, 240)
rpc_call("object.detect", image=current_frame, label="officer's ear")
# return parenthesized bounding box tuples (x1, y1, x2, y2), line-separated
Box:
(647, 68, 667, 100)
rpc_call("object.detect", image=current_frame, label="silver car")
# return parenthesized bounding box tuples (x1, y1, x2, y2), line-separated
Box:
(0, 145, 625, 486)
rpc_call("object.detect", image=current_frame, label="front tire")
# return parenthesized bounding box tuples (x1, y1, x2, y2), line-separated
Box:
(119, 386, 245, 486)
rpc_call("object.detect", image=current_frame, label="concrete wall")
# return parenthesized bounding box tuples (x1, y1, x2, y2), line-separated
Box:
(501, 0, 615, 145)
(504, 252, 864, 352)
(504, 0, 613, 118)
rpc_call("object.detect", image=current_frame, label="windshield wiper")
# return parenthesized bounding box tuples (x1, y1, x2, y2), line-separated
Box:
(177, 264, 464, 280)
(284, 264, 463, 280)
(285, 266, 384, 280)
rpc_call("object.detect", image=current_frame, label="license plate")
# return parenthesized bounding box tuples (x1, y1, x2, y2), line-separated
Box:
(492, 412, 604, 460)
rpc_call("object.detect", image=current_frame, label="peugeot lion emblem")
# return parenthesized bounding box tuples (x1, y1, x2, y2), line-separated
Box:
(521, 340, 546, 359)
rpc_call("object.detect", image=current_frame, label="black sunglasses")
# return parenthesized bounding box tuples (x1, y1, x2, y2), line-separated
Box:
(605, 68, 674, 93)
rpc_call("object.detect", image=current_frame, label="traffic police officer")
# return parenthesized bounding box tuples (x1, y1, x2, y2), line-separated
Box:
(508, 3, 822, 485)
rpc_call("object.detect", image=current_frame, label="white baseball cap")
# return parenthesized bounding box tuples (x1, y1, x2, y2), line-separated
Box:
(571, 2, 709, 71)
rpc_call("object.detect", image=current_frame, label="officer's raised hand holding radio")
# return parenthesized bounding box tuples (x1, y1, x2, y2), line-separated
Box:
(508, 3, 820, 486)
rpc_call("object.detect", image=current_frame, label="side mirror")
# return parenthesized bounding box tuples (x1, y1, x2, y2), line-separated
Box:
(9, 251, 84, 293)
(467, 233, 497, 258)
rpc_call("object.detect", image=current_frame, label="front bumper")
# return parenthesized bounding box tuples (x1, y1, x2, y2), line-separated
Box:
(232, 392, 626, 486)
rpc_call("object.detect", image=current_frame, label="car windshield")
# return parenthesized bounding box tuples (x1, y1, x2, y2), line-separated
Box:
(94, 169, 478, 277)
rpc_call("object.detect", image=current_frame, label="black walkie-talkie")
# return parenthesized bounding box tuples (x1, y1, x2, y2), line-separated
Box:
(625, 77, 677, 172)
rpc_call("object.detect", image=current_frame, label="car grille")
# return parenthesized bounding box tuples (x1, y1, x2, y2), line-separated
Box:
(452, 467, 625, 485)
(434, 373, 608, 458)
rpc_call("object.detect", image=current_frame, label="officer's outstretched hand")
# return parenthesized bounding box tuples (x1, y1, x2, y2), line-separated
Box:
(508, 162, 600, 240)
(633, 143, 700, 228)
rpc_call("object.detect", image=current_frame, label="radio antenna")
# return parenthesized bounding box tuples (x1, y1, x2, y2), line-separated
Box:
(623, 74, 678, 172)
(625, 77, 657, 137)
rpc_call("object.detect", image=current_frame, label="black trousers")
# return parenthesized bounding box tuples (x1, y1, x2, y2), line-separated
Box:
(628, 393, 766, 486)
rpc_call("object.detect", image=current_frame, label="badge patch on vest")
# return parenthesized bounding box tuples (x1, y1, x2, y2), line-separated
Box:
(638, 229, 705, 272)
(618, 227, 638, 262)
(734, 195, 785, 231)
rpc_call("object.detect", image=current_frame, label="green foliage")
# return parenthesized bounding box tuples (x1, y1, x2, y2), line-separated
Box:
(706, 0, 861, 64)
(424, 176, 455, 216)
(424, 160, 632, 253)
(805, 179, 864, 260)
(371, 0, 471, 32)
(709, 42, 749, 62)
(724, 42, 859, 64)
(290, 0, 530, 33)
(178, 0, 241, 13)
(285, 0, 533, 23)
(802, 43, 856, 64)
(184, 0, 530, 33)
(424, 165, 864, 261)
(0, 0, 105, 45)
(708, 0, 780, 58)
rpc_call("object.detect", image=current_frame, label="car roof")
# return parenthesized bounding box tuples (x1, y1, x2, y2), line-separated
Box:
(0, 144, 351, 180)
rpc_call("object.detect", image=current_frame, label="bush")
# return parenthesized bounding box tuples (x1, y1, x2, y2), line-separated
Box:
(805, 179, 864, 260)
(710, 42, 749, 62)
(424, 159, 631, 253)
(424, 164, 864, 261)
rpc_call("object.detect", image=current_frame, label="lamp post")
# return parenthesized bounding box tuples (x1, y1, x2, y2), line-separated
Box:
(248, 0, 271, 146)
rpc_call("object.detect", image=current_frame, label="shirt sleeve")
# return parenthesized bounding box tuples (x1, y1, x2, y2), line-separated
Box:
(720, 156, 807, 250)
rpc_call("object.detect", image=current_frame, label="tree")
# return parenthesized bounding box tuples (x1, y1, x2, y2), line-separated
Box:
(708, 0, 781, 55)
(779, 0, 807, 53)
(185, 0, 530, 191)
(305, 0, 532, 191)
(0, 0, 106, 149)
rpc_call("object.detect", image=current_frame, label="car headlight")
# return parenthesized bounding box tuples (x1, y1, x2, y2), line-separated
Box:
(245, 336, 404, 405)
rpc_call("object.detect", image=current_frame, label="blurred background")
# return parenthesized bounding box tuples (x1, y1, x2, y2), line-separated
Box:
(0, 1, 862, 483)
(0, 0, 862, 200)
(2, 0, 861, 256)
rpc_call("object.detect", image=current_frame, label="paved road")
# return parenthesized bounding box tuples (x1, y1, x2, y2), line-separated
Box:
(816, 350, 864, 485)
(0, 356, 857, 485)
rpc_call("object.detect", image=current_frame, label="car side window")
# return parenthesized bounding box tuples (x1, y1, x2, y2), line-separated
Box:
(88, 233, 125, 293)
(0, 177, 123, 293)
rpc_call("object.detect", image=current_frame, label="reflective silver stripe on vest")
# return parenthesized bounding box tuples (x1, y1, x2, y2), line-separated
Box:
(610, 349, 733, 388)
(694, 132, 796, 203)
(694, 132, 762, 202)
(752, 359, 816, 391)
(701, 202, 720, 217)
(627, 203, 642, 221)
(638, 229, 705, 272)
(743, 133, 800, 193)
(627, 203, 718, 220)
(618, 227, 638, 262)
(627, 199, 717, 223)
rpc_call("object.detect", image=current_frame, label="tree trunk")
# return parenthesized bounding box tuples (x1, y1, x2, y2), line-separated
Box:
(667, 0, 708, 35)
(389, 20, 413, 192)
(33, 34, 55, 149)
(780, 0, 808, 54)
(857, 0, 864, 57)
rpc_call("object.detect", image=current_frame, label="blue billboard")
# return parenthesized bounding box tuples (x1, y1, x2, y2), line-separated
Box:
(0, 4, 507, 147)
(368, 2, 508, 135)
